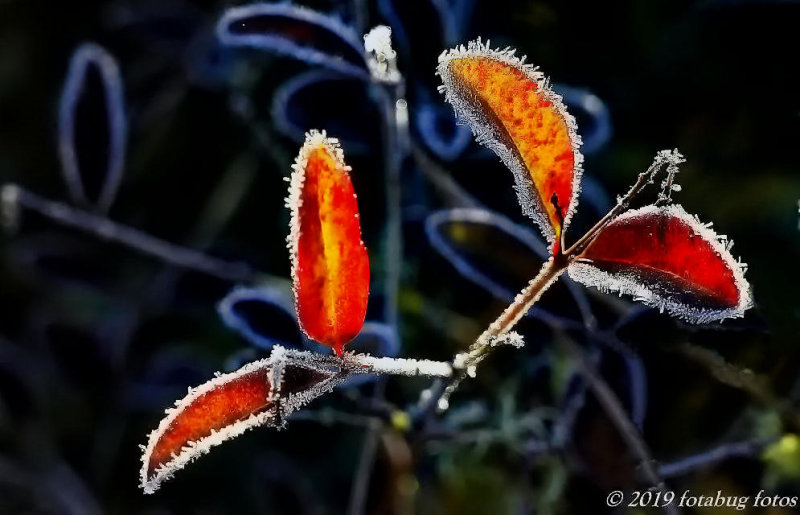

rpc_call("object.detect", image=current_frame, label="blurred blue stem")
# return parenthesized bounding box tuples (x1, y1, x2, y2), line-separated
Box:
(2, 184, 272, 284)
(377, 82, 407, 328)
(659, 438, 775, 478)
(558, 336, 679, 515)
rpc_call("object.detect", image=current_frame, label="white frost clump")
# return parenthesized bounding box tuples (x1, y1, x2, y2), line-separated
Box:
(363, 25, 400, 83)
(567, 204, 752, 324)
(436, 38, 584, 245)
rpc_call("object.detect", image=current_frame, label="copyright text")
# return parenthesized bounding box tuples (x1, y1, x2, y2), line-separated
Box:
(605, 489, 797, 511)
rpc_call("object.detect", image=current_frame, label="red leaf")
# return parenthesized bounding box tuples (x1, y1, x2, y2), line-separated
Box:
(139, 360, 274, 493)
(568, 204, 751, 323)
(288, 130, 370, 356)
(140, 351, 341, 493)
(437, 39, 583, 249)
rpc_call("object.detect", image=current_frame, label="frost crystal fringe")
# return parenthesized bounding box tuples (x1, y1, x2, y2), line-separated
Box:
(140, 346, 452, 493)
(437, 38, 584, 245)
(568, 204, 752, 323)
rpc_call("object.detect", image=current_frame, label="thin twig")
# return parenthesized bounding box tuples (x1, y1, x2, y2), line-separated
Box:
(565, 150, 678, 257)
(2, 184, 264, 284)
(659, 438, 775, 478)
(559, 336, 679, 515)
(379, 83, 406, 327)
(417, 255, 569, 416)
(677, 343, 800, 432)
(347, 397, 384, 515)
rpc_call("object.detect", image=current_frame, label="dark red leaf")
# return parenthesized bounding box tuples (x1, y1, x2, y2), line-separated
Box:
(568, 204, 751, 323)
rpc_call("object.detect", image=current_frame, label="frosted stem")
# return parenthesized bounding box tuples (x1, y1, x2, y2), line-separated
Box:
(378, 84, 407, 328)
(346, 353, 452, 378)
(566, 150, 681, 257)
(427, 256, 569, 413)
(469, 255, 569, 354)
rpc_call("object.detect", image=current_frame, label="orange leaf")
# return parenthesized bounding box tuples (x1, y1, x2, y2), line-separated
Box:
(140, 360, 274, 493)
(288, 130, 369, 355)
(140, 352, 341, 493)
(568, 204, 751, 323)
(437, 39, 583, 250)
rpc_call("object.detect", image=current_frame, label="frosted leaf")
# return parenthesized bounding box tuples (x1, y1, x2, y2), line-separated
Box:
(139, 339, 455, 493)
(286, 130, 369, 355)
(437, 39, 583, 246)
(363, 25, 400, 83)
(568, 204, 752, 324)
(140, 347, 347, 494)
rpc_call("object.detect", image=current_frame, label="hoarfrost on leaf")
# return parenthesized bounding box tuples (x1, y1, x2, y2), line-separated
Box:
(568, 204, 752, 324)
(287, 130, 370, 356)
(140, 346, 350, 494)
(437, 38, 583, 246)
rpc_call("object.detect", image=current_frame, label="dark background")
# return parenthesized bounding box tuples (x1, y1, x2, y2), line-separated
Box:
(1, 1, 799, 513)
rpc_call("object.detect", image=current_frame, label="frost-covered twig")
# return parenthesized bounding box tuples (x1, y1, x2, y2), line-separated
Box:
(566, 149, 684, 257)
(1, 184, 261, 283)
(346, 352, 452, 377)
(423, 256, 566, 413)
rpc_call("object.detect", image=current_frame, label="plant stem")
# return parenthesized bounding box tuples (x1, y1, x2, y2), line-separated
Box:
(1, 184, 265, 284)
(417, 255, 570, 414)
(379, 84, 406, 327)
(659, 438, 775, 478)
(558, 337, 679, 515)
(348, 353, 453, 377)
(565, 151, 674, 257)
(462, 254, 569, 366)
